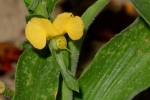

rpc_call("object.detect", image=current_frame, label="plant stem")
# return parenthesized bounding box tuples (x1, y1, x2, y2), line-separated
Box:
(49, 41, 79, 100)
(62, 81, 73, 100)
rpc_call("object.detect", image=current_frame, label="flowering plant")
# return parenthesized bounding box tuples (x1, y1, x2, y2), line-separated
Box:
(1, 0, 150, 100)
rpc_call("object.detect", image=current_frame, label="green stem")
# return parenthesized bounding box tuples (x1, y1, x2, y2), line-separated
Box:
(51, 50, 74, 100)
(62, 81, 73, 100)
(69, 40, 82, 76)
(49, 41, 79, 100)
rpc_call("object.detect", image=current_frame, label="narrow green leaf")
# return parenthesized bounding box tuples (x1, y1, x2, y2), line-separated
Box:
(69, 0, 110, 76)
(76, 18, 150, 100)
(14, 48, 59, 100)
(130, 0, 150, 26)
(61, 69, 79, 92)
(67, 1, 110, 97)
(46, 0, 59, 17)
(21, 40, 32, 50)
(81, 0, 109, 32)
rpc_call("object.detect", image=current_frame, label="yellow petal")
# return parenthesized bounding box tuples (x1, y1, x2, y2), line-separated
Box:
(36, 18, 59, 37)
(53, 12, 74, 34)
(30, 18, 59, 37)
(25, 19, 47, 49)
(0, 81, 5, 94)
(66, 16, 84, 40)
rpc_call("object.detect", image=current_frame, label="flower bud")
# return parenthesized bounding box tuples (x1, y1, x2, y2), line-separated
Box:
(51, 36, 67, 50)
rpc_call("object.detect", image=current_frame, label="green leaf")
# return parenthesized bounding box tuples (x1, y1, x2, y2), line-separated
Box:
(81, 0, 109, 32)
(76, 18, 150, 100)
(14, 48, 60, 100)
(33, 0, 49, 18)
(24, 0, 59, 18)
(24, 0, 33, 7)
(46, 0, 59, 17)
(25, 14, 45, 22)
(67, 0, 110, 98)
(69, 0, 109, 76)
(130, 0, 150, 26)
(21, 40, 32, 50)
(28, 0, 40, 11)
(24, 0, 33, 5)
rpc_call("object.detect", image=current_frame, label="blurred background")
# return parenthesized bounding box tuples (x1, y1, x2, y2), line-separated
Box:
(0, 0, 149, 99)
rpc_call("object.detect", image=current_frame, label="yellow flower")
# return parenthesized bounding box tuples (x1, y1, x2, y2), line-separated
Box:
(25, 12, 84, 49)
(0, 81, 5, 94)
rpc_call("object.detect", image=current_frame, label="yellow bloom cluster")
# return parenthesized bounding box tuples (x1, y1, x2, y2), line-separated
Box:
(25, 12, 84, 49)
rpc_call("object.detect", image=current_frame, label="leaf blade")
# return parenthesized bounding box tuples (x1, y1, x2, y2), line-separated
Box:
(14, 48, 59, 100)
(130, 0, 150, 26)
(81, 0, 109, 32)
(76, 18, 150, 100)
(69, 0, 109, 76)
